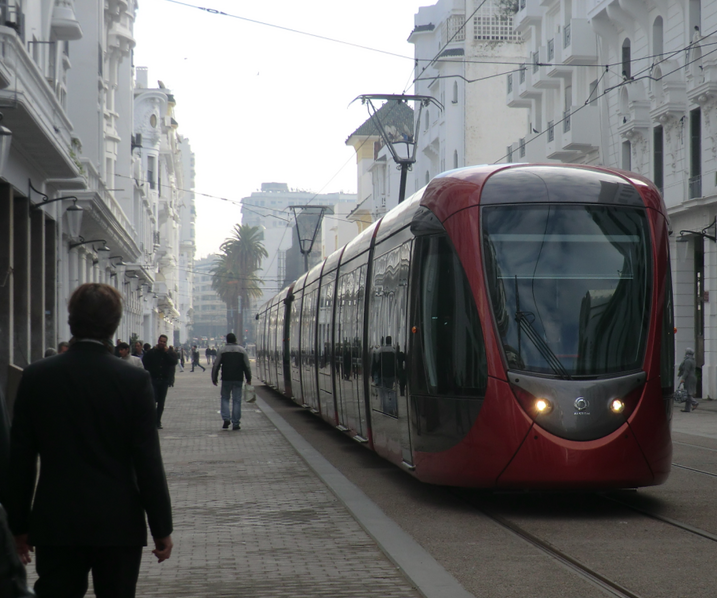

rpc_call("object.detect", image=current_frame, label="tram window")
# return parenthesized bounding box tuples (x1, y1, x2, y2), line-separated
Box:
(412, 235, 488, 397)
(483, 205, 651, 376)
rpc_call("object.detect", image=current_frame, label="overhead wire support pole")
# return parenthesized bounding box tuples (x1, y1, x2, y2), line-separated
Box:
(351, 94, 443, 203)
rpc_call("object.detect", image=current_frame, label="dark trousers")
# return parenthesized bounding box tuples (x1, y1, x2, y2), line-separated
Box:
(34, 545, 142, 598)
(151, 378, 170, 426)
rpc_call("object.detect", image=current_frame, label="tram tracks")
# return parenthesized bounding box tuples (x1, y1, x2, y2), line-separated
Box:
(451, 489, 644, 598)
(452, 483, 717, 598)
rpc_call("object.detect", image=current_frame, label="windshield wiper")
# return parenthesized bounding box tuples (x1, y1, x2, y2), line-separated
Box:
(514, 276, 571, 379)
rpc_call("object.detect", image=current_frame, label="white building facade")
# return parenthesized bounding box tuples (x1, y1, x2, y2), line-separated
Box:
(409, 0, 529, 190)
(505, 0, 717, 398)
(0, 0, 194, 395)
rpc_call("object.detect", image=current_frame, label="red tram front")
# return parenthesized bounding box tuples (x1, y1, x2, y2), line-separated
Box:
(256, 164, 674, 489)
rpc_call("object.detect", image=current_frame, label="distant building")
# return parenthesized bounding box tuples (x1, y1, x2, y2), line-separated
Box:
(192, 255, 225, 343)
(239, 183, 358, 319)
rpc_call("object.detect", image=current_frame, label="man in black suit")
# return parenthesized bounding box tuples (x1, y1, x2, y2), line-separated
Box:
(142, 335, 178, 429)
(6, 283, 173, 598)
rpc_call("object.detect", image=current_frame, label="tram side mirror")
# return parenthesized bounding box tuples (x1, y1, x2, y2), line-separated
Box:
(410, 207, 445, 236)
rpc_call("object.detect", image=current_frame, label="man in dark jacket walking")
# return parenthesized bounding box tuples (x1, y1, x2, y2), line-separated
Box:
(142, 335, 178, 429)
(6, 283, 173, 597)
(211, 333, 252, 430)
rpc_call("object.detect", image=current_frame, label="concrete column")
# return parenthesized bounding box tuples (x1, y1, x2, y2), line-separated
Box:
(45, 219, 57, 351)
(78, 251, 87, 286)
(30, 208, 46, 362)
(0, 184, 13, 394)
(13, 195, 31, 368)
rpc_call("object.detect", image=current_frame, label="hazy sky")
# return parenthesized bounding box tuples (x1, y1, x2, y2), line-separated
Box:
(133, 0, 429, 259)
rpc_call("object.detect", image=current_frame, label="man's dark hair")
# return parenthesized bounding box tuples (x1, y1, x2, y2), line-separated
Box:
(117, 342, 130, 351)
(158, 334, 168, 342)
(226, 333, 237, 344)
(68, 283, 123, 340)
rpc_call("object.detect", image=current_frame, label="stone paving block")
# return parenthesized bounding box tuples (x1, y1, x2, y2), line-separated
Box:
(26, 369, 422, 597)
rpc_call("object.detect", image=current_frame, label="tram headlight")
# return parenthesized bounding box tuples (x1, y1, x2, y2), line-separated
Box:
(609, 398, 626, 414)
(535, 398, 552, 414)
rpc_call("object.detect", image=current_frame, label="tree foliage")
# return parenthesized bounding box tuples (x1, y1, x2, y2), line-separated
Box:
(211, 224, 268, 340)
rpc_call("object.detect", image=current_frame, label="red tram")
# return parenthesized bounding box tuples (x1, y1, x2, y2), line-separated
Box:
(255, 164, 674, 489)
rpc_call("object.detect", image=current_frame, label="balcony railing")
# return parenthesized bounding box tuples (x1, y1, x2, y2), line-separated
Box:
(689, 175, 702, 199)
(563, 110, 571, 132)
(564, 22, 571, 48)
(532, 51, 539, 73)
(507, 73, 513, 93)
(547, 121, 554, 142)
(519, 64, 526, 83)
(519, 138, 526, 157)
(548, 38, 554, 62)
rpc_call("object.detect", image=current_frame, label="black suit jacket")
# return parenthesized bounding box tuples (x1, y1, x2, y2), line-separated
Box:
(6, 341, 173, 546)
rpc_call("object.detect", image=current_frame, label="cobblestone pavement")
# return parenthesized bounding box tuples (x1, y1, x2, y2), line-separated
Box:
(132, 369, 421, 597)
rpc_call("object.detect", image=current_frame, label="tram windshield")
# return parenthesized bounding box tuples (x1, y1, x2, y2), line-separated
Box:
(482, 205, 651, 377)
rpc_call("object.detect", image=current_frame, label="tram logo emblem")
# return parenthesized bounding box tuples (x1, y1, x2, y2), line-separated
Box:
(574, 397, 589, 412)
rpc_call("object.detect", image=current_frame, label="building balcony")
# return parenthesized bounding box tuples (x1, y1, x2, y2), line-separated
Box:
(507, 72, 531, 107)
(546, 37, 572, 79)
(561, 104, 600, 152)
(515, 0, 542, 35)
(0, 26, 78, 179)
(617, 99, 651, 141)
(518, 63, 540, 99)
(562, 19, 597, 65)
(532, 46, 560, 89)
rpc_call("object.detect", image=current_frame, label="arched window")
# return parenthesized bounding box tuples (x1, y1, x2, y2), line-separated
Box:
(453, 150, 458, 169)
(424, 109, 430, 130)
(425, 171, 430, 185)
(652, 17, 663, 60)
(622, 38, 631, 79)
(452, 81, 458, 103)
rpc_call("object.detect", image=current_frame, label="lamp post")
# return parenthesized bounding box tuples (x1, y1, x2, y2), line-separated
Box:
(351, 94, 443, 203)
(28, 179, 84, 238)
(290, 205, 327, 274)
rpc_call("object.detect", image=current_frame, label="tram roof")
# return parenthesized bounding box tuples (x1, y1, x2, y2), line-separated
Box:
(420, 164, 666, 223)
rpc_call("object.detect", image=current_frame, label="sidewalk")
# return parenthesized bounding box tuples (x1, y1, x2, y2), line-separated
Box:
(672, 396, 717, 441)
(133, 370, 422, 597)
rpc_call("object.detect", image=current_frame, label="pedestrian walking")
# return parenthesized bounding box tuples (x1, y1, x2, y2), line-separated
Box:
(5, 283, 173, 597)
(191, 345, 205, 372)
(211, 333, 252, 431)
(205, 346, 211, 365)
(177, 346, 185, 373)
(118, 342, 144, 368)
(143, 335, 179, 429)
(132, 340, 144, 359)
(678, 348, 699, 412)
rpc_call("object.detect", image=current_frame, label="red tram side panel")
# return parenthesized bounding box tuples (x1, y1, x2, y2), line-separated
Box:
(256, 164, 674, 490)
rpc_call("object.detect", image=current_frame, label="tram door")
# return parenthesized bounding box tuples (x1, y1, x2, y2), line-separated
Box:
(369, 236, 413, 467)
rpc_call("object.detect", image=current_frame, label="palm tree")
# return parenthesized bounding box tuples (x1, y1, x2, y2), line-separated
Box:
(211, 224, 268, 341)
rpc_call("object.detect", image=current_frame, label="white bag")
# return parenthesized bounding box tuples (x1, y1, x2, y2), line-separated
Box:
(244, 384, 256, 403)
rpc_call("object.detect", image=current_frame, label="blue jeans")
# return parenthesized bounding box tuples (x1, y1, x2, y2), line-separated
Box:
(220, 380, 243, 425)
